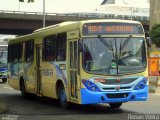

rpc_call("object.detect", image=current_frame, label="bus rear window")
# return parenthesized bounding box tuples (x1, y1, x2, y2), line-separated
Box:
(82, 22, 144, 35)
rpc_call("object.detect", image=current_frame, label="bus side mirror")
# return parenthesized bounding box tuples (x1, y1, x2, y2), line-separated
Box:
(146, 37, 151, 48)
(145, 32, 151, 48)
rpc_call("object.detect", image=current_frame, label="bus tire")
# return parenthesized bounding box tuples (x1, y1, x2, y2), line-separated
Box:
(2, 78, 7, 83)
(109, 103, 122, 109)
(20, 80, 28, 98)
(58, 84, 69, 108)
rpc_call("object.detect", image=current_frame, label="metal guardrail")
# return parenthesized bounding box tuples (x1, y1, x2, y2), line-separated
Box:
(0, 10, 56, 15)
(0, 10, 149, 21)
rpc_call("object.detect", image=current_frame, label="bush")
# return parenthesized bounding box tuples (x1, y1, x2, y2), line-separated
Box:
(150, 24, 160, 47)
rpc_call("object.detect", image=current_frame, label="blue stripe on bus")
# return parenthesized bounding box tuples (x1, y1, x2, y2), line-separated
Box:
(9, 62, 33, 80)
(49, 62, 67, 85)
(81, 86, 148, 104)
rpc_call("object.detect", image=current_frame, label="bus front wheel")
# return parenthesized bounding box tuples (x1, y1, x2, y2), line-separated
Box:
(2, 78, 7, 83)
(109, 103, 122, 109)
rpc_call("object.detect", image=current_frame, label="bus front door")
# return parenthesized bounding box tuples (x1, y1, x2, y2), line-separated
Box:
(69, 40, 79, 101)
(35, 44, 42, 96)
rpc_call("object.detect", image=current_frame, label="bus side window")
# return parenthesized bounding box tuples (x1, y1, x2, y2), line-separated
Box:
(43, 35, 56, 61)
(12, 44, 19, 62)
(8, 43, 22, 62)
(56, 32, 67, 61)
(19, 43, 23, 62)
(25, 40, 34, 62)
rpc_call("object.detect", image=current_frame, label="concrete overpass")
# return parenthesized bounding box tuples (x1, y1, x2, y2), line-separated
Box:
(0, 10, 149, 35)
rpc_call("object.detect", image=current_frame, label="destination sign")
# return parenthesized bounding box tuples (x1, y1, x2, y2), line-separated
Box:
(82, 22, 144, 35)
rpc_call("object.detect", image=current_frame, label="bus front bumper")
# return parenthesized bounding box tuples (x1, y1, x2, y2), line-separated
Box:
(80, 86, 148, 104)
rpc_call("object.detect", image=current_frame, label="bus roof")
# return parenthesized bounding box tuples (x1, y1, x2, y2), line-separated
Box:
(34, 21, 77, 33)
(35, 19, 141, 33)
(80, 19, 141, 24)
(8, 19, 142, 44)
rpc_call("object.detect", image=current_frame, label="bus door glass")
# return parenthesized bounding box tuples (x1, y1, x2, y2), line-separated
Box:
(35, 44, 42, 94)
(69, 40, 79, 99)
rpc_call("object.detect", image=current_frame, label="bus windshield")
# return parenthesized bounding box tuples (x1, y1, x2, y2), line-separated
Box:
(82, 37, 147, 75)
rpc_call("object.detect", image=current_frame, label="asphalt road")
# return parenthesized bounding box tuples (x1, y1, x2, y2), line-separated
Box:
(0, 82, 160, 120)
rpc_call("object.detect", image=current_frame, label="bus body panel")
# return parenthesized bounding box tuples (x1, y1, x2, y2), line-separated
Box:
(8, 62, 19, 89)
(41, 61, 67, 98)
(8, 62, 35, 92)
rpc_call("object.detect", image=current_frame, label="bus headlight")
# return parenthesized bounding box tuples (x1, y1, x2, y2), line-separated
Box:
(82, 80, 101, 92)
(134, 78, 147, 90)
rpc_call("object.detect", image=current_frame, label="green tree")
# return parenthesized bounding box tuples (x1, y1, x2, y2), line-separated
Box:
(150, 24, 160, 47)
(19, 0, 24, 2)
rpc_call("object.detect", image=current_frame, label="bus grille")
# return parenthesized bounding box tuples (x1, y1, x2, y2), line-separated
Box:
(106, 93, 129, 99)
(103, 86, 132, 91)
(102, 77, 138, 85)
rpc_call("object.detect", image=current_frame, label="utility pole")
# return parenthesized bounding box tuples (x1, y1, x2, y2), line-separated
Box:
(131, 7, 133, 20)
(130, 0, 133, 20)
(43, 0, 45, 28)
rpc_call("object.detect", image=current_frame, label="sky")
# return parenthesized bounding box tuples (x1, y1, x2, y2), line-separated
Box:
(0, 0, 149, 13)
(0, 0, 102, 13)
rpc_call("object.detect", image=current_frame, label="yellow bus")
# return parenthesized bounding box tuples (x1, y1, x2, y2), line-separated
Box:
(8, 19, 149, 108)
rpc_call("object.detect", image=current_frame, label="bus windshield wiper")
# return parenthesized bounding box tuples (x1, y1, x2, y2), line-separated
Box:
(119, 35, 132, 58)
(97, 35, 116, 59)
(97, 35, 113, 52)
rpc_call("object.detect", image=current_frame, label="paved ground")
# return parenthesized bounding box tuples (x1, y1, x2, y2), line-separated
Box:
(0, 82, 160, 120)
